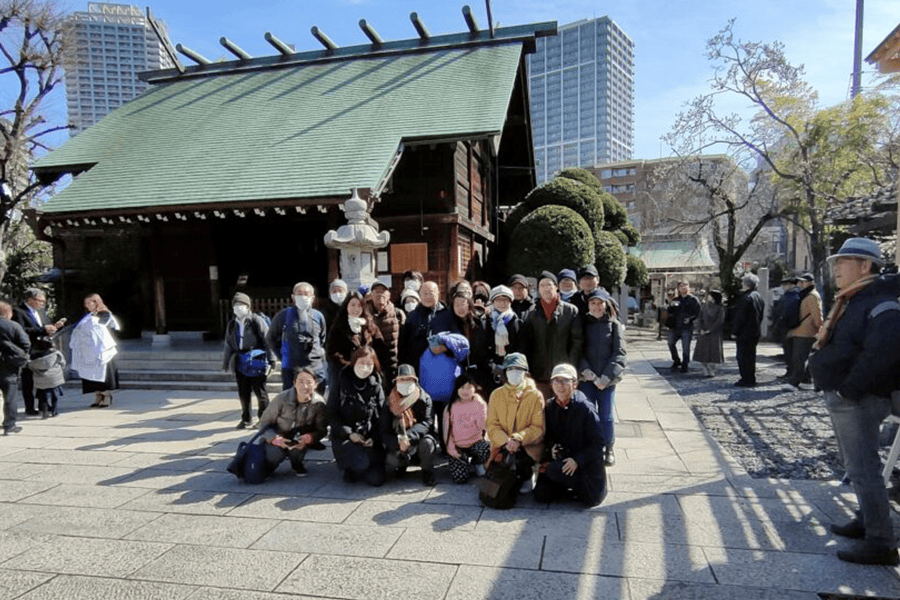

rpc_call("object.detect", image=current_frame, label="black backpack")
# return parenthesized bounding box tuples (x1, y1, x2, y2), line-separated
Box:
(476, 450, 519, 509)
(777, 289, 804, 331)
(226, 427, 272, 484)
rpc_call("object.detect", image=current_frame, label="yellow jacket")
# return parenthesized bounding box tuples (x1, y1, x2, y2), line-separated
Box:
(787, 289, 823, 339)
(486, 377, 545, 462)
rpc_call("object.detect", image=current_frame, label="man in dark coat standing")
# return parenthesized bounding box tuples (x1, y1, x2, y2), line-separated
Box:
(731, 273, 765, 387)
(399, 281, 453, 373)
(0, 301, 30, 434)
(13, 288, 64, 415)
(666, 281, 701, 373)
(808, 238, 899, 566)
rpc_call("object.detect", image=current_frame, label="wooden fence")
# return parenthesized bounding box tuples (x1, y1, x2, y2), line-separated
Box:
(218, 297, 292, 332)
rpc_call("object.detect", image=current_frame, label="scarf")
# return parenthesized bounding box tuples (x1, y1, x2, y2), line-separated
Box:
(814, 274, 878, 350)
(387, 387, 419, 432)
(541, 296, 559, 321)
(348, 316, 366, 334)
(491, 307, 515, 356)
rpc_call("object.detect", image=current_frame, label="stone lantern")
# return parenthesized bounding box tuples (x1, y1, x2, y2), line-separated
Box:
(323, 188, 390, 291)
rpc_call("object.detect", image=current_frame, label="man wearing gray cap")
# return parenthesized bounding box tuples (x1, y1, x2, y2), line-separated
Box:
(809, 238, 899, 565)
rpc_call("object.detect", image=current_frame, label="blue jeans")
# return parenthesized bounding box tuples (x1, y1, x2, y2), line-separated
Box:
(824, 391, 894, 546)
(578, 382, 616, 447)
(667, 328, 692, 365)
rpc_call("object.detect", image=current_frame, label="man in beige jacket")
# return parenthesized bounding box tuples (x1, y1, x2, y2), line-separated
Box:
(785, 273, 823, 389)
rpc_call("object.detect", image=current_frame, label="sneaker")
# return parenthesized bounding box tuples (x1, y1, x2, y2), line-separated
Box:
(235, 421, 249, 430)
(837, 544, 899, 566)
(3, 426, 22, 435)
(604, 447, 616, 467)
(830, 520, 865, 539)
(293, 463, 308, 477)
(670, 361, 681, 370)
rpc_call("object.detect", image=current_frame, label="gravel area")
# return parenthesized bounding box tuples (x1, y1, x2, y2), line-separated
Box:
(630, 329, 899, 483)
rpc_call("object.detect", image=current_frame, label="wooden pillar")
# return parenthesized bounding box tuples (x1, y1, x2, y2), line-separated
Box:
(149, 235, 167, 335)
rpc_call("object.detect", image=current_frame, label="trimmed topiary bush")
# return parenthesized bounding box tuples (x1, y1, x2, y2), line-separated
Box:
(522, 177, 605, 234)
(594, 230, 626, 290)
(508, 206, 595, 278)
(600, 192, 629, 231)
(557, 167, 604, 193)
(504, 201, 532, 236)
(625, 254, 649, 288)
(612, 230, 629, 246)
(621, 223, 642, 246)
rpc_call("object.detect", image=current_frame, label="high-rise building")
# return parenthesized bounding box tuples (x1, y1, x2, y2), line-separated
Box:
(64, 3, 175, 136)
(527, 17, 634, 183)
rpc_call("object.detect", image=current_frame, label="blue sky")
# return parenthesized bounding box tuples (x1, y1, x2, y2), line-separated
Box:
(31, 0, 900, 159)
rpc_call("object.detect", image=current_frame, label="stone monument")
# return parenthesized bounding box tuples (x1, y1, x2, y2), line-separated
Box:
(323, 188, 390, 291)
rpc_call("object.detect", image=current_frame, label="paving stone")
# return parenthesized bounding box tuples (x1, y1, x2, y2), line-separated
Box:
(9, 506, 160, 538)
(118, 488, 255, 515)
(25, 464, 137, 486)
(3, 449, 139, 467)
(130, 545, 303, 591)
(628, 578, 820, 600)
(343, 499, 481, 531)
(421, 482, 484, 507)
(704, 546, 900, 595)
(185, 589, 321, 600)
(0, 503, 46, 531)
(226, 494, 361, 522)
(15, 575, 195, 600)
(617, 511, 783, 550)
(608, 474, 732, 496)
(676, 493, 830, 527)
(0, 530, 55, 563)
(542, 534, 715, 582)
(125, 512, 279, 548)
(110, 453, 215, 471)
(584, 490, 683, 516)
(1, 536, 172, 578)
(252, 521, 401, 557)
(0, 568, 53, 600)
(445, 565, 629, 600)
(474, 506, 616, 539)
(0, 480, 56, 502)
(311, 478, 434, 502)
(387, 528, 543, 568)
(275, 554, 456, 600)
(20, 483, 152, 509)
(0, 464, 56, 480)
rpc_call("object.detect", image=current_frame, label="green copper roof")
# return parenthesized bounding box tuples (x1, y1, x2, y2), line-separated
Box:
(36, 42, 525, 214)
(632, 239, 716, 271)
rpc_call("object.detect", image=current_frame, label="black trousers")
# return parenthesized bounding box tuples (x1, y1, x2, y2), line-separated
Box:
(1, 373, 19, 430)
(20, 368, 35, 413)
(787, 337, 815, 386)
(534, 459, 607, 507)
(735, 337, 759, 385)
(236, 371, 268, 423)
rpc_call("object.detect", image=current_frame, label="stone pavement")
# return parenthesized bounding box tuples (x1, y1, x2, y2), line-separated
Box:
(0, 337, 898, 600)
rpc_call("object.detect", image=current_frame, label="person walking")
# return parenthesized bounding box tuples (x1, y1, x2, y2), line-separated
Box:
(693, 290, 725, 377)
(665, 281, 700, 373)
(785, 273, 823, 389)
(223, 292, 276, 429)
(0, 301, 29, 435)
(809, 238, 900, 566)
(731, 274, 764, 387)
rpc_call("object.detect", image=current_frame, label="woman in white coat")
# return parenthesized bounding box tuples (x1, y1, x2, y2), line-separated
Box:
(70, 294, 120, 407)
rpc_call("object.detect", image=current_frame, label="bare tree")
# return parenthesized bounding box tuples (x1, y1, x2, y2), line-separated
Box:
(665, 20, 892, 284)
(0, 0, 69, 284)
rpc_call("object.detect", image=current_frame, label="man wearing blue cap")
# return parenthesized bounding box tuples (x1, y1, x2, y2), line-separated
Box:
(809, 237, 899, 566)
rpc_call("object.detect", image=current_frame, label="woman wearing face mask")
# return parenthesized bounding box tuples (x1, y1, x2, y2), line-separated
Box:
(577, 288, 626, 467)
(483, 286, 523, 394)
(400, 289, 419, 315)
(223, 293, 277, 429)
(485, 352, 545, 493)
(380, 364, 438, 486)
(557, 269, 579, 303)
(266, 282, 327, 391)
(325, 292, 388, 399)
(444, 372, 490, 484)
(327, 346, 386, 486)
(321, 279, 348, 329)
(450, 292, 491, 392)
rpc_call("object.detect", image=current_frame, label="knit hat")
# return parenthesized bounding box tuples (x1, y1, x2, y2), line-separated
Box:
(826, 237, 885, 267)
(557, 268, 577, 283)
(550, 363, 577, 381)
(578, 264, 599, 279)
(508, 274, 528, 288)
(232, 292, 251, 307)
(538, 270, 558, 286)
(400, 289, 419, 303)
(329, 279, 348, 292)
(395, 364, 418, 381)
(502, 352, 528, 371)
(489, 285, 514, 303)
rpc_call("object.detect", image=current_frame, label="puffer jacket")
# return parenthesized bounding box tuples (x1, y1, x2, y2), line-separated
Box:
(257, 387, 327, 443)
(327, 367, 385, 444)
(809, 273, 900, 400)
(486, 377, 545, 462)
(521, 298, 583, 381)
(28, 349, 66, 389)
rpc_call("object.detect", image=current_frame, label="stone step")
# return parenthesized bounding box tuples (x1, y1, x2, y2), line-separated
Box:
(118, 380, 282, 393)
(116, 359, 223, 371)
(119, 370, 280, 383)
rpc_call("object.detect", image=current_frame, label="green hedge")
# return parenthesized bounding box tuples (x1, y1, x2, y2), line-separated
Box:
(600, 192, 629, 231)
(594, 230, 626, 290)
(625, 254, 649, 287)
(557, 167, 604, 193)
(521, 176, 605, 233)
(621, 223, 642, 246)
(508, 205, 595, 278)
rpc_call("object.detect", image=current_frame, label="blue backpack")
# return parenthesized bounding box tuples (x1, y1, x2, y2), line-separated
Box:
(237, 348, 268, 378)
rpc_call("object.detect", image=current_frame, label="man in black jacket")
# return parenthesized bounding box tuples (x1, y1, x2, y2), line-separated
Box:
(731, 273, 764, 387)
(399, 281, 453, 372)
(666, 281, 700, 373)
(13, 288, 64, 415)
(808, 238, 899, 566)
(0, 301, 30, 435)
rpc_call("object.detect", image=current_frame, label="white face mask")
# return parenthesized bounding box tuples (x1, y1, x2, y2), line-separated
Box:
(397, 381, 416, 396)
(404, 280, 421, 292)
(330, 292, 346, 306)
(354, 363, 374, 380)
(294, 295, 311, 311)
(506, 369, 525, 387)
(404, 301, 418, 313)
(233, 305, 250, 319)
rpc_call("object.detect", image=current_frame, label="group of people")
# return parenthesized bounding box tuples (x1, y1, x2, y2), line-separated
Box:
(224, 266, 627, 506)
(0, 289, 121, 435)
